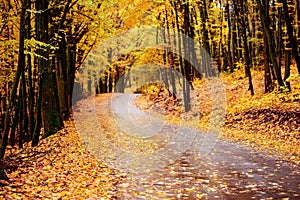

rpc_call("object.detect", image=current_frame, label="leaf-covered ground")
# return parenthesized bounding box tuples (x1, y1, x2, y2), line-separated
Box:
(221, 69, 300, 163)
(73, 92, 300, 199)
(0, 121, 118, 199)
(135, 68, 300, 164)
(1, 87, 299, 199)
(1, 69, 299, 199)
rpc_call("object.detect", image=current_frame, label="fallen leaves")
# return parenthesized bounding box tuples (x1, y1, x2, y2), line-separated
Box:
(224, 108, 300, 163)
(1, 69, 300, 199)
(1, 121, 117, 199)
(134, 67, 300, 164)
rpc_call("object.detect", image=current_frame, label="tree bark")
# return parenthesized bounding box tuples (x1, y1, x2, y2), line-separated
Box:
(0, 0, 27, 180)
(239, 0, 254, 95)
(280, 0, 300, 74)
(257, 0, 285, 88)
(183, 2, 191, 112)
(198, 0, 211, 75)
(226, 0, 234, 73)
(37, 0, 63, 138)
(172, 0, 190, 111)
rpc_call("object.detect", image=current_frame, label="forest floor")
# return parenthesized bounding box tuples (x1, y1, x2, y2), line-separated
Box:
(134, 68, 300, 164)
(0, 69, 299, 199)
(0, 120, 119, 199)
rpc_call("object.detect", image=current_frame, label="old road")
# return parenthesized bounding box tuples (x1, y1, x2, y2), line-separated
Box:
(73, 94, 300, 199)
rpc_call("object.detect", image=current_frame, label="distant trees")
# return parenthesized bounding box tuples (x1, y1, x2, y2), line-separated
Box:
(165, 0, 300, 95)
(94, 0, 300, 108)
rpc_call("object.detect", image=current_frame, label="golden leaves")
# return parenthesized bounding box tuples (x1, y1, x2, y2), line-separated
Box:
(135, 65, 300, 165)
(1, 121, 116, 199)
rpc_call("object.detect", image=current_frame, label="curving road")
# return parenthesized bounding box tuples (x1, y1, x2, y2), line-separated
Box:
(109, 94, 300, 199)
(74, 93, 300, 199)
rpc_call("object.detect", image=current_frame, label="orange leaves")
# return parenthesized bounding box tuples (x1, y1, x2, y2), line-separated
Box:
(219, 68, 300, 164)
(1, 121, 116, 199)
(134, 66, 300, 165)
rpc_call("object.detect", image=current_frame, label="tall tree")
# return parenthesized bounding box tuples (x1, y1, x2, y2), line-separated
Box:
(261, 0, 273, 92)
(0, 0, 28, 180)
(236, 0, 254, 95)
(226, 0, 234, 73)
(257, 0, 285, 88)
(280, 0, 300, 74)
(33, 0, 63, 144)
(182, 1, 191, 111)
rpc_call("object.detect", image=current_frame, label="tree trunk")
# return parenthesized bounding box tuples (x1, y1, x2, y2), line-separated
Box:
(198, 0, 211, 75)
(278, 6, 283, 79)
(37, 0, 63, 138)
(56, 33, 69, 119)
(9, 98, 20, 146)
(0, 0, 28, 180)
(183, 2, 191, 112)
(284, 47, 291, 91)
(218, 0, 224, 72)
(297, 0, 300, 43)
(26, 0, 34, 138)
(232, 1, 238, 66)
(257, 0, 285, 88)
(226, 0, 234, 73)
(280, 0, 300, 74)
(239, 0, 254, 95)
(55, 0, 72, 119)
(31, 73, 43, 147)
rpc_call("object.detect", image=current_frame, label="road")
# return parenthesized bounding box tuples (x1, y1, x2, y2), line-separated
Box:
(74, 94, 300, 199)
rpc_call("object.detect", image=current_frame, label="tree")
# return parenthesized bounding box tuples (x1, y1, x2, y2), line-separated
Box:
(35, 0, 63, 142)
(257, 0, 285, 88)
(236, 0, 254, 95)
(280, 0, 300, 74)
(226, 0, 234, 73)
(0, 0, 28, 180)
(0, 0, 104, 180)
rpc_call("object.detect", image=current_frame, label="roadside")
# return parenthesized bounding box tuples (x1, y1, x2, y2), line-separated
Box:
(0, 120, 118, 199)
(73, 93, 300, 199)
(134, 68, 300, 164)
(1, 91, 299, 199)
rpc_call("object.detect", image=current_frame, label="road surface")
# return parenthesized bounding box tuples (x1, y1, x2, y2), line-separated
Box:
(74, 94, 300, 199)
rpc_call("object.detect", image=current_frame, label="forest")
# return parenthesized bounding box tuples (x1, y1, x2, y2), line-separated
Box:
(0, 0, 300, 199)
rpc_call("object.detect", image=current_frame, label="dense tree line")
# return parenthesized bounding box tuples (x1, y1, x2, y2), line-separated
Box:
(0, 0, 102, 180)
(94, 0, 300, 111)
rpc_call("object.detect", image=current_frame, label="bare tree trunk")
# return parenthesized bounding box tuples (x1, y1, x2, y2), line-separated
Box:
(278, 5, 283, 80)
(183, 2, 191, 112)
(172, 0, 190, 112)
(297, 0, 300, 44)
(166, 9, 177, 97)
(198, 0, 211, 76)
(285, 45, 291, 91)
(26, 0, 34, 138)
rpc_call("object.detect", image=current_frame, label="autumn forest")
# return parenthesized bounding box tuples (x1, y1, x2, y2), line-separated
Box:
(0, 0, 300, 199)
